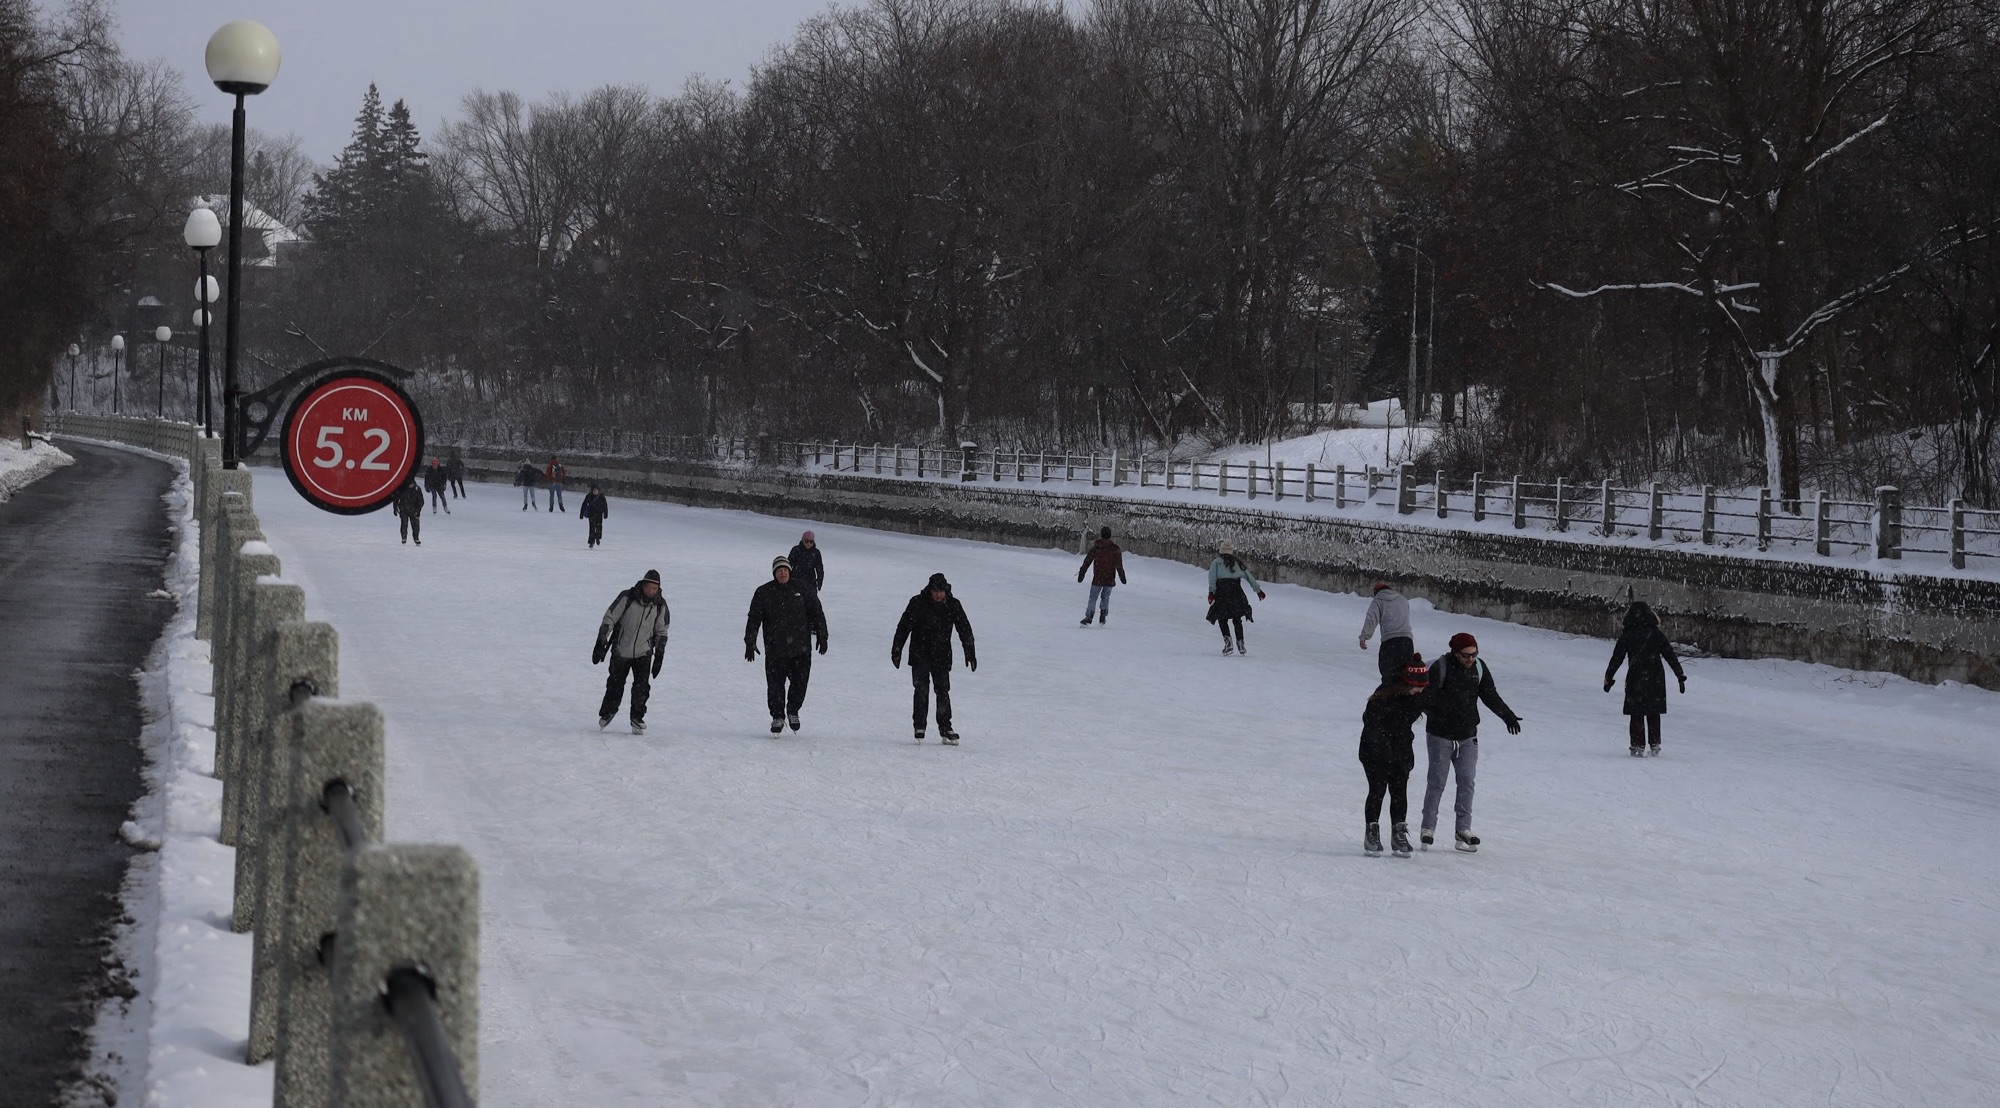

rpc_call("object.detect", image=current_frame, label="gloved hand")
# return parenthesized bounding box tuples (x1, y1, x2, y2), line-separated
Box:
(967, 654, 978, 672)
(816, 637, 828, 656)
(891, 649, 902, 669)
(745, 643, 758, 662)
(651, 647, 664, 678)
(1207, 594, 1215, 605)
(592, 635, 609, 665)
(1603, 677, 1614, 692)
(1678, 674, 1687, 693)
(1119, 574, 1127, 585)
(1077, 572, 1084, 583)
(1257, 591, 1267, 601)
(1506, 718, 1522, 735)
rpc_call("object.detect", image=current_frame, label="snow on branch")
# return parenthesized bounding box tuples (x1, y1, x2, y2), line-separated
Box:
(1804, 112, 1892, 177)
(904, 340, 945, 385)
(1540, 280, 1704, 298)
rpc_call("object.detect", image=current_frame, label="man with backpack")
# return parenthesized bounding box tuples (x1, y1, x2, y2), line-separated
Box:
(544, 455, 568, 513)
(1420, 632, 1522, 853)
(593, 569, 671, 734)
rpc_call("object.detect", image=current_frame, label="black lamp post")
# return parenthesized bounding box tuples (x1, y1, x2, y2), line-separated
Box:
(67, 344, 78, 410)
(154, 327, 173, 417)
(110, 334, 125, 413)
(204, 20, 281, 468)
(184, 206, 222, 437)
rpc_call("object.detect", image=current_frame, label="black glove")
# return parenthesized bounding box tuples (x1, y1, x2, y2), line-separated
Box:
(816, 637, 828, 656)
(592, 635, 609, 665)
(1077, 572, 1084, 583)
(1506, 718, 1522, 735)
(651, 646, 664, 678)
(1677, 674, 1687, 693)
(745, 643, 758, 662)
(1603, 677, 1614, 692)
(891, 649, 901, 669)
(966, 654, 978, 672)
(1257, 591, 1267, 601)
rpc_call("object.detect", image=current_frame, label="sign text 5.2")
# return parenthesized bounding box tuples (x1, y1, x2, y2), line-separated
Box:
(311, 424, 395, 470)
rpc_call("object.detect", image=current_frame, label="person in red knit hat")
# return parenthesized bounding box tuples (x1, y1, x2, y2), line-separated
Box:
(1420, 631, 1522, 852)
(1357, 653, 1433, 856)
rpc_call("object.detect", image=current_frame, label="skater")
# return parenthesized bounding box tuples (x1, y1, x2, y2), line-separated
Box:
(593, 569, 671, 734)
(446, 449, 467, 498)
(1076, 526, 1127, 626)
(1358, 654, 1433, 856)
(1205, 541, 1265, 655)
(1603, 600, 1686, 756)
(515, 458, 539, 510)
(423, 457, 450, 513)
(580, 485, 609, 548)
(745, 555, 829, 733)
(391, 477, 424, 545)
(1420, 632, 1522, 852)
(1358, 580, 1414, 681)
(787, 531, 825, 592)
(891, 572, 976, 744)
(544, 455, 568, 513)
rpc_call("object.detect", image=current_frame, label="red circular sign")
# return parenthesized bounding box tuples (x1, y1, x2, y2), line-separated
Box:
(280, 371, 425, 514)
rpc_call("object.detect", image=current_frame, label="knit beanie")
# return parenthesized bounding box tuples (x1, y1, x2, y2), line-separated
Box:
(1448, 632, 1478, 653)
(642, 569, 662, 586)
(772, 556, 792, 574)
(802, 530, 815, 542)
(1372, 580, 1391, 592)
(1402, 653, 1431, 686)
(927, 572, 950, 592)
(1218, 540, 1234, 555)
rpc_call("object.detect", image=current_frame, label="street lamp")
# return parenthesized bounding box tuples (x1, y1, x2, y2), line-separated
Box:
(184, 206, 223, 438)
(67, 343, 79, 411)
(1389, 239, 1435, 463)
(205, 20, 281, 468)
(111, 334, 126, 413)
(154, 326, 173, 417)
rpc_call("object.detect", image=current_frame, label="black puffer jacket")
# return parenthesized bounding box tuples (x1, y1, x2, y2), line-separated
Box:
(893, 588, 975, 670)
(1424, 655, 1519, 740)
(746, 575, 828, 658)
(1606, 602, 1684, 716)
(787, 542, 825, 591)
(391, 481, 424, 517)
(1359, 683, 1431, 766)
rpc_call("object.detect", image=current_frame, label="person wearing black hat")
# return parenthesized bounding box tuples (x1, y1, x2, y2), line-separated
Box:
(514, 458, 539, 511)
(745, 555, 829, 734)
(892, 572, 976, 743)
(594, 569, 671, 734)
(1359, 580, 1414, 681)
(1603, 600, 1686, 756)
(391, 476, 424, 545)
(580, 485, 609, 548)
(1358, 654, 1433, 856)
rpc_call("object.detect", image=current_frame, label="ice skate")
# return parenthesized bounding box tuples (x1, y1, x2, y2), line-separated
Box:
(598, 716, 611, 730)
(1222, 639, 1235, 656)
(1455, 831, 1481, 853)
(1648, 744, 1660, 756)
(939, 728, 959, 745)
(631, 719, 646, 735)
(1420, 826, 1435, 850)
(1080, 615, 1093, 627)
(1098, 610, 1108, 625)
(1365, 823, 1383, 856)
(787, 712, 801, 732)
(770, 716, 784, 734)
(1391, 823, 1413, 856)
(1235, 637, 1247, 656)
(1630, 746, 1646, 757)
(914, 728, 925, 743)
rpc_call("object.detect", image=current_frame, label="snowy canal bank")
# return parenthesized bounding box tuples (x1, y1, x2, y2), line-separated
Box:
(182, 471, 2000, 1105)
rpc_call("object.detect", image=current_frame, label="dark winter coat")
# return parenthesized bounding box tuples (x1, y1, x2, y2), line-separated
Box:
(746, 576, 828, 658)
(1078, 539, 1127, 587)
(580, 492, 609, 522)
(893, 589, 975, 670)
(1606, 602, 1685, 716)
(600, 584, 670, 660)
(1359, 683, 1431, 769)
(391, 481, 424, 518)
(1424, 655, 1519, 741)
(514, 464, 538, 488)
(445, 455, 466, 480)
(422, 462, 447, 492)
(1205, 555, 1259, 623)
(787, 542, 825, 591)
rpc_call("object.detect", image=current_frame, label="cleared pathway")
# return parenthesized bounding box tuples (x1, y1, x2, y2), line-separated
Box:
(0, 440, 174, 1105)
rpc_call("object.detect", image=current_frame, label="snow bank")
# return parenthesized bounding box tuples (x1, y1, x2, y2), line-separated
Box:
(0, 434, 74, 500)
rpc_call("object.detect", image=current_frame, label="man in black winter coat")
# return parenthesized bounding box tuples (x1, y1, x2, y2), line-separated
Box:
(892, 572, 976, 744)
(746, 556, 829, 733)
(787, 531, 825, 592)
(580, 486, 609, 548)
(1420, 631, 1522, 852)
(392, 478, 424, 544)
(423, 458, 451, 513)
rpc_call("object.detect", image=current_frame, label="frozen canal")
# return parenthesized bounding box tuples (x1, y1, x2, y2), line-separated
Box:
(252, 471, 2000, 1106)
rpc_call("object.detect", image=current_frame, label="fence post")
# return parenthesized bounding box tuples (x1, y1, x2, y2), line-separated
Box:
(1647, 483, 1664, 540)
(1247, 461, 1258, 500)
(327, 845, 480, 1106)
(1601, 479, 1615, 537)
(1814, 491, 1830, 556)
(1303, 463, 1314, 502)
(1275, 460, 1286, 501)
(1335, 465, 1347, 509)
(1950, 499, 1966, 569)
(1396, 464, 1415, 515)
(196, 456, 245, 640)
(1367, 465, 1380, 499)
(228, 582, 311, 935)
(1553, 477, 1569, 531)
(1756, 487, 1773, 551)
(1111, 448, 1121, 487)
(893, 446, 903, 477)
(960, 441, 978, 481)
(1218, 461, 1229, 498)
(1435, 470, 1448, 518)
(1472, 472, 1485, 522)
(1164, 454, 1175, 490)
(1701, 486, 1717, 544)
(873, 443, 882, 474)
(215, 529, 277, 851)
(1511, 475, 1525, 529)
(1873, 486, 1902, 559)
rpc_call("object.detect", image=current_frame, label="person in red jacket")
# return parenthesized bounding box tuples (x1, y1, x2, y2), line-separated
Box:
(1076, 526, 1127, 626)
(543, 455, 568, 513)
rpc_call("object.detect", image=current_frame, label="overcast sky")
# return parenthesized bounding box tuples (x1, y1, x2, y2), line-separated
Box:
(110, 0, 852, 163)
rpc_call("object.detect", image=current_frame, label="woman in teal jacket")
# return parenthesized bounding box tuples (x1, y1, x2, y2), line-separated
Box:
(1205, 540, 1265, 655)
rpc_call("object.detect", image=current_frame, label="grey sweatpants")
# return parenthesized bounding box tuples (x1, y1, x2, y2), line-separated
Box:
(1422, 732, 1479, 834)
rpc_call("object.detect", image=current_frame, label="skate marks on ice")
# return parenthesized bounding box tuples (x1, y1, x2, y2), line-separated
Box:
(251, 474, 2000, 1106)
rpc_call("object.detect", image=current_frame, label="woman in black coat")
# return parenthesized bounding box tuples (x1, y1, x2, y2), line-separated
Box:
(1603, 601, 1687, 756)
(1358, 654, 1432, 856)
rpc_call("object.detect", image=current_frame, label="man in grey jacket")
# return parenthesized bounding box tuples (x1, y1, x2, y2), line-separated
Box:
(1359, 581, 1414, 681)
(593, 569, 671, 734)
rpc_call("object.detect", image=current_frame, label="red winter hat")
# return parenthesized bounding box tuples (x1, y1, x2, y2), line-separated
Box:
(1448, 632, 1478, 653)
(1372, 580, 1391, 592)
(1402, 653, 1430, 686)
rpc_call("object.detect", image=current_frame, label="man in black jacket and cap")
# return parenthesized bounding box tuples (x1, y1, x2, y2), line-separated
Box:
(745, 555, 829, 734)
(392, 478, 424, 545)
(892, 572, 976, 744)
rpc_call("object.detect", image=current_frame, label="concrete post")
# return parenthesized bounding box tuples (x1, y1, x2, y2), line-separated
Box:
(1436, 470, 1448, 519)
(1647, 483, 1664, 540)
(960, 442, 978, 482)
(1756, 487, 1773, 551)
(328, 845, 480, 1107)
(1553, 477, 1569, 532)
(265, 699, 383, 1098)
(1601, 479, 1615, 537)
(216, 537, 277, 849)
(1396, 464, 1415, 515)
(1511, 476, 1526, 529)
(228, 583, 310, 932)
(1701, 486, 1717, 544)
(1275, 461, 1286, 501)
(1246, 461, 1257, 500)
(1334, 465, 1346, 509)
(1367, 465, 1380, 500)
(210, 509, 266, 789)
(197, 464, 250, 640)
(1218, 461, 1229, 499)
(1950, 499, 1966, 570)
(1472, 472, 1486, 522)
(1874, 486, 1902, 559)
(1302, 463, 1313, 502)
(1814, 491, 1831, 557)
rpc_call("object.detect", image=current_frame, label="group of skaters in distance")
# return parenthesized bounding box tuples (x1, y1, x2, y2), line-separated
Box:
(1357, 581, 1690, 857)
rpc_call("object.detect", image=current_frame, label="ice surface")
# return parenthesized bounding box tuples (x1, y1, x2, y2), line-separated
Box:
(140, 469, 2000, 1106)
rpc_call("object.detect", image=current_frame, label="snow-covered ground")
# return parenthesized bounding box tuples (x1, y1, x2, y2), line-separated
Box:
(122, 468, 2000, 1106)
(0, 433, 74, 500)
(1212, 398, 1438, 471)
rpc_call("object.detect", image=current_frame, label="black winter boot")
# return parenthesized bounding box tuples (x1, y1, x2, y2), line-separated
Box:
(1364, 823, 1383, 855)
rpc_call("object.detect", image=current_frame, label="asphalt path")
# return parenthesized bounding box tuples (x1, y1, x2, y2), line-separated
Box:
(0, 440, 174, 1105)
